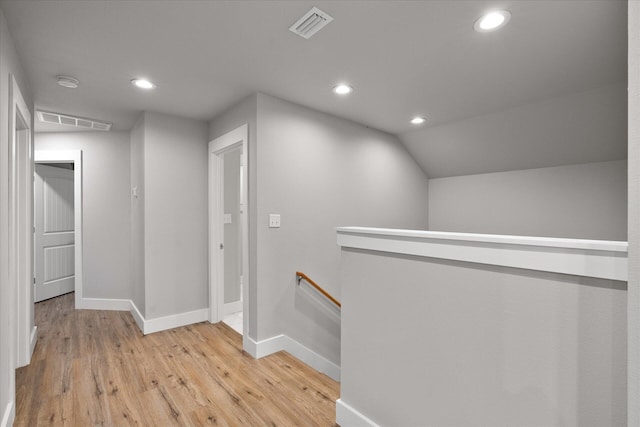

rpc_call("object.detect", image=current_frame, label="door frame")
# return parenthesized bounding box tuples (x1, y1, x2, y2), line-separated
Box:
(10, 74, 34, 368)
(209, 124, 249, 337)
(34, 150, 83, 312)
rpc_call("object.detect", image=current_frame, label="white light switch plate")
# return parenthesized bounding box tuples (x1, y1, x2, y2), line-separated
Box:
(224, 214, 232, 224)
(269, 214, 281, 228)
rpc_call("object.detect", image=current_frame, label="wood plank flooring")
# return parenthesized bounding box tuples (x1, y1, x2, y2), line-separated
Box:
(15, 293, 340, 426)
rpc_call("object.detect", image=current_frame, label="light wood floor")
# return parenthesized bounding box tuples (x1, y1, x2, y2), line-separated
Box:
(15, 293, 339, 426)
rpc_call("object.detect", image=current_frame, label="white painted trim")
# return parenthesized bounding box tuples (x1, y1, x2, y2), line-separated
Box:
(243, 334, 257, 357)
(209, 124, 250, 344)
(209, 149, 224, 324)
(11, 73, 34, 368)
(143, 308, 209, 335)
(0, 401, 14, 427)
(337, 226, 627, 252)
(246, 334, 341, 381)
(282, 336, 340, 381)
(224, 300, 242, 316)
(336, 399, 379, 427)
(77, 298, 131, 311)
(29, 326, 37, 358)
(628, 2, 640, 424)
(127, 300, 208, 335)
(250, 334, 287, 358)
(337, 227, 628, 281)
(129, 300, 145, 333)
(210, 125, 248, 152)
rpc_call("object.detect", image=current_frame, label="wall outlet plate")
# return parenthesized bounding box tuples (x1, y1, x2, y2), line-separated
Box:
(224, 214, 232, 224)
(269, 214, 281, 228)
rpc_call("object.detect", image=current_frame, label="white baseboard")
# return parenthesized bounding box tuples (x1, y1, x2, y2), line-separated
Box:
(246, 334, 341, 381)
(224, 300, 242, 315)
(336, 399, 379, 427)
(75, 297, 208, 336)
(89, 299, 208, 336)
(1, 401, 14, 427)
(129, 300, 145, 333)
(143, 308, 209, 335)
(283, 336, 341, 382)
(250, 334, 287, 358)
(29, 326, 38, 357)
(78, 297, 131, 311)
(63, 298, 341, 386)
(243, 335, 257, 356)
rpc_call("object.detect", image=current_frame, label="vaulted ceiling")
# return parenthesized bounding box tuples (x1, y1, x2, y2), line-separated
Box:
(0, 0, 628, 177)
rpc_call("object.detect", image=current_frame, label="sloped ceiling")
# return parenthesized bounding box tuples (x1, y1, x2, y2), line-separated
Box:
(402, 83, 628, 178)
(0, 0, 628, 177)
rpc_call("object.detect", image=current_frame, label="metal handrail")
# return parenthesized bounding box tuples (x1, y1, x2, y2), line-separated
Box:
(295, 271, 341, 308)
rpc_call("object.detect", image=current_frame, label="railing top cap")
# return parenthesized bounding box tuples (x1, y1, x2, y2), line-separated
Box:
(336, 226, 628, 253)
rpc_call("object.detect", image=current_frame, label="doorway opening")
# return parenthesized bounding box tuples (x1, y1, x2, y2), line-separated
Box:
(34, 163, 75, 302)
(221, 147, 243, 334)
(34, 151, 83, 310)
(209, 125, 249, 340)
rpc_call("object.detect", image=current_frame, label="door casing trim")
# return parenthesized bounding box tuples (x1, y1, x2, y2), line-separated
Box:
(10, 74, 33, 369)
(208, 125, 249, 340)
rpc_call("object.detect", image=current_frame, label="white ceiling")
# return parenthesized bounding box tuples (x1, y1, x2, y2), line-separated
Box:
(0, 0, 628, 176)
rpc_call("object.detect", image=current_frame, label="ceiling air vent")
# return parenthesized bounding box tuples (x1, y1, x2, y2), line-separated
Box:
(36, 110, 112, 131)
(289, 7, 333, 39)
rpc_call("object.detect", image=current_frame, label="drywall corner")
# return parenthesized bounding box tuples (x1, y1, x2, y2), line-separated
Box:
(130, 114, 146, 317)
(627, 1, 639, 425)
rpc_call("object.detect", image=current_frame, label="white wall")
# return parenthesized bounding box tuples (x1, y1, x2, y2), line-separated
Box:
(254, 93, 429, 365)
(0, 8, 32, 425)
(35, 132, 132, 301)
(209, 93, 430, 367)
(628, 1, 639, 424)
(340, 248, 627, 426)
(429, 160, 627, 241)
(36, 120, 210, 323)
(130, 116, 145, 315)
(143, 112, 209, 319)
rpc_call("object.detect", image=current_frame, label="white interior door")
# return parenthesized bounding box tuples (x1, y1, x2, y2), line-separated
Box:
(34, 164, 75, 302)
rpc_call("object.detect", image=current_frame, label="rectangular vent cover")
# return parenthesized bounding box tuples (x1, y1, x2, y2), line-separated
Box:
(289, 7, 333, 39)
(36, 110, 112, 131)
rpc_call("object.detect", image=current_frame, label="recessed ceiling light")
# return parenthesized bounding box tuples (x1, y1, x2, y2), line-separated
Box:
(474, 10, 511, 32)
(333, 84, 353, 95)
(56, 75, 79, 89)
(410, 116, 427, 125)
(131, 79, 156, 90)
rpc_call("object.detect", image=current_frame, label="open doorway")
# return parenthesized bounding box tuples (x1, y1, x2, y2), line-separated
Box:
(209, 124, 249, 339)
(33, 151, 83, 310)
(221, 147, 243, 333)
(33, 163, 75, 302)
